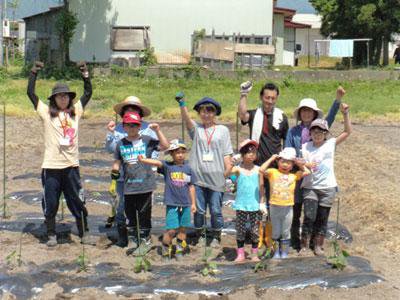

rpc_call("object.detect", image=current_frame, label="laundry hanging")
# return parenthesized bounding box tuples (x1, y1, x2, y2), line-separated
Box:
(329, 39, 354, 57)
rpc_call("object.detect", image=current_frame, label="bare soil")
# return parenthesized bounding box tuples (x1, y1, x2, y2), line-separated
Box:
(1, 116, 400, 299)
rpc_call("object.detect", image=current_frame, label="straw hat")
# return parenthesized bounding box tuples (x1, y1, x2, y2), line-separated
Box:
(113, 96, 151, 117)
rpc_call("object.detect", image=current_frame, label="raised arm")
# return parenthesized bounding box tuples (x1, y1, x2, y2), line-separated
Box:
(175, 92, 195, 131)
(77, 62, 92, 108)
(294, 158, 311, 178)
(148, 123, 169, 150)
(238, 81, 252, 123)
(259, 154, 279, 174)
(26, 61, 44, 109)
(336, 103, 352, 145)
(325, 86, 345, 127)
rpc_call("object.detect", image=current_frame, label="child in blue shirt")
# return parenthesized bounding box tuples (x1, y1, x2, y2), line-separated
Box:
(138, 139, 197, 260)
(230, 139, 267, 263)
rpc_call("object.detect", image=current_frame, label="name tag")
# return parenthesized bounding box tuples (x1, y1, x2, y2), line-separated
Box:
(59, 137, 71, 146)
(183, 175, 191, 183)
(202, 152, 214, 162)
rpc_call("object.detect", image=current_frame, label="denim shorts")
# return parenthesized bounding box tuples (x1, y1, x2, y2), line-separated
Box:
(165, 205, 191, 229)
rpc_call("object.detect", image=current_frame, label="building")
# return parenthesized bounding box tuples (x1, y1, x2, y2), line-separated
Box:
(68, 0, 275, 65)
(23, 6, 64, 65)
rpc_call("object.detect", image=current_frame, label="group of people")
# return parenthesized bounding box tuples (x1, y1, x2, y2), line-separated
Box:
(26, 61, 352, 262)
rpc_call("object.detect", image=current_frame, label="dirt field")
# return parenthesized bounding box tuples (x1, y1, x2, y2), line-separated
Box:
(0, 116, 399, 299)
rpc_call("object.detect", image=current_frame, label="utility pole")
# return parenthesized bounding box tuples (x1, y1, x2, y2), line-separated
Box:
(0, 0, 4, 66)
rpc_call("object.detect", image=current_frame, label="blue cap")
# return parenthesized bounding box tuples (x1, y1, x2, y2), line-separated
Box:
(193, 97, 221, 116)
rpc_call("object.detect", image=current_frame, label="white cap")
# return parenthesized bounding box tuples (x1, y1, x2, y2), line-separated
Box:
(278, 147, 297, 161)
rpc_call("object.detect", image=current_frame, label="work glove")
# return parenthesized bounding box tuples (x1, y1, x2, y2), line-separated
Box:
(175, 91, 186, 107)
(259, 203, 268, 216)
(240, 81, 253, 96)
(77, 61, 89, 78)
(31, 61, 44, 74)
(109, 179, 117, 196)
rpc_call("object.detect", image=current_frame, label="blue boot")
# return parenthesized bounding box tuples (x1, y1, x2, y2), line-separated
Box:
(280, 239, 290, 259)
(272, 240, 281, 259)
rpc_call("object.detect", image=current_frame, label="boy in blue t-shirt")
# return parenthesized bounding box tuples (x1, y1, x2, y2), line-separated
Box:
(138, 139, 196, 260)
(110, 112, 169, 252)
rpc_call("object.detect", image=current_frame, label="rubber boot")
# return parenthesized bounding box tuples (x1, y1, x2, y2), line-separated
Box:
(314, 234, 325, 256)
(298, 234, 311, 256)
(234, 247, 246, 263)
(116, 224, 128, 248)
(251, 247, 260, 262)
(196, 229, 205, 245)
(46, 217, 57, 247)
(272, 240, 281, 259)
(280, 239, 290, 259)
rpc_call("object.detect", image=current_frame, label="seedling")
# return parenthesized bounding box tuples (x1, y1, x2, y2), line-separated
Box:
(76, 213, 89, 272)
(133, 211, 152, 273)
(6, 232, 23, 268)
(327, 239, 349, 271)
(199, 216, 219, 276)
(254, 247, 271, 273)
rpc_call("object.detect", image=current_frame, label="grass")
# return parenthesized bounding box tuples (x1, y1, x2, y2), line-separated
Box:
(1, 66, 399, 122)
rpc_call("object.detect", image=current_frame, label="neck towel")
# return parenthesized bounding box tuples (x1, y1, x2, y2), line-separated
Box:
(251, 107, 283, 142)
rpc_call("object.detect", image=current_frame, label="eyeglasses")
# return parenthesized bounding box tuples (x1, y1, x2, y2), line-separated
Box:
(200, 107, 216, 114)
(310, 128, 327, 134)
(123, 123, 140, 128)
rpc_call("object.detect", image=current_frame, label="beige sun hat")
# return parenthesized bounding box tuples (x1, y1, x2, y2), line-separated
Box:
(293, 98, 323, 121)
(113, 96, 151, 117)
(278, 147, 297, 161)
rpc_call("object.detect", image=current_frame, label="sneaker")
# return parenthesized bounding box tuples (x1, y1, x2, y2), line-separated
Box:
(80, 235, 97, 246)
(162, 244, 172, 261)
(210, 238, 220, 248)
(46, 235, 57, 247)
(197, 236, 206, 246)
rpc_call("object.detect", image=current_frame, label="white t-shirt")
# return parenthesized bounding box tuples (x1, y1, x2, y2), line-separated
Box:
(301, 138, 337, 189)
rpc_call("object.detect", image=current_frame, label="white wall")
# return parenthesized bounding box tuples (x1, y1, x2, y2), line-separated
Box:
(69, 0, 273, 63)
(296, 28, 328, 56)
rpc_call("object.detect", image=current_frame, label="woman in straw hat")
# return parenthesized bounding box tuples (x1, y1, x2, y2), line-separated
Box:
(285, 86, 347, 252)
(105, 96, 158, 248)
(26, 61, 93, 247)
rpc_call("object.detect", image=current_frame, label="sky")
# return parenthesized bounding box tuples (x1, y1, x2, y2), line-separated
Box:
(277, 0, 316, 14)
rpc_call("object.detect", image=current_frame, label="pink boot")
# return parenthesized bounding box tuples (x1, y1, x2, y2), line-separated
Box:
(234, 247, 245, 263)
(251, 247, 260, 262)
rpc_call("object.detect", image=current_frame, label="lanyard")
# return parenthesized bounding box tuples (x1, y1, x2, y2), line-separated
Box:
(58, 111, 69, 137)
(203, 125, 216, 151)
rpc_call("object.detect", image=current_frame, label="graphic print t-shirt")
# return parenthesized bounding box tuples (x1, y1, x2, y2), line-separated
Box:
(158, 161, 196, 207)
(114, 136, 159, 195)
(266, 168, 302, 206)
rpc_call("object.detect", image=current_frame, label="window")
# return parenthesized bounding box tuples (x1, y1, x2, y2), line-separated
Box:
(111, 26, 150, 51)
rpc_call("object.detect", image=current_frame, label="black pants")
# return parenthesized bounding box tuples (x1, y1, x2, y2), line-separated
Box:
(302, 199, 331, 237)
(125, 192, 152, 237)
(41, 167, 87, 235)
(290, 180, 303, 250)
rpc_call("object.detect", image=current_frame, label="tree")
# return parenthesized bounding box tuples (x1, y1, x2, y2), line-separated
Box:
(55, 0, 78, 66)
(310, 0, 400, 66)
